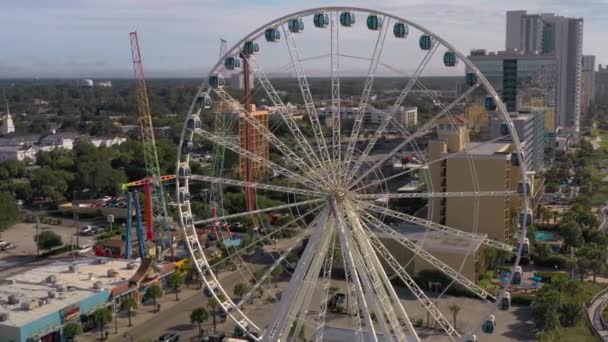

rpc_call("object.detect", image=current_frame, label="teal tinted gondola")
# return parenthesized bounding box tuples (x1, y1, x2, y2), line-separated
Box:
(484, 96, 497, 111)
(366, 15, 383, 30)
(443, 51, 458, 67)
(314, 13, 329, 28)
(288, 17, 304, 33)
(196, 92, 212, 109)
(265, 28, 281, 42)
(340, 11, 355, 27)
(224, 57, 241, 70)
(243, 41, 259, 56)
(419, 35, 432, 50)
(465, 72, 477, 86)
(186, 116, 202, 130)
(393, 22, 409, 38)
(209, 74, 225, 89)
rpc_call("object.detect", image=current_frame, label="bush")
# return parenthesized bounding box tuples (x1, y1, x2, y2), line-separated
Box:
(534, 255, 570, 269)
(536, 271, 569, 283)
(35, 231, 63, 251)
(511, 294, 535, 306)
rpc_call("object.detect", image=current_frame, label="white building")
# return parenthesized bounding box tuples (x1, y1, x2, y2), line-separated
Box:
(95, 81, 112, 88)
(0, 146, 37, 163)
(319, 106, 417, 128)
(39, 132, 78, 151)
(90, 136, 127, 148)
(1, 102, 15, 135)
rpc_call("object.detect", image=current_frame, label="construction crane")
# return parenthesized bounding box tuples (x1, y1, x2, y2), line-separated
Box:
(129, 31, 172, 257)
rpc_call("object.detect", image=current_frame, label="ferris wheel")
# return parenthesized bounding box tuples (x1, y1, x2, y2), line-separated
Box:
(176, 6, 530, 342)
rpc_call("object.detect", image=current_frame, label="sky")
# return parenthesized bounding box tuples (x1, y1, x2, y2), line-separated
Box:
(0, 0, 606, 78)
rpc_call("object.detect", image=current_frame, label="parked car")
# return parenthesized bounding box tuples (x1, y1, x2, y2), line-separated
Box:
(2, 243, 16, 251)
(81, 226, 97, 236)
(158, 332, 179, 342)
(77, 244, 93, 256)
(0, 240, 7, 248)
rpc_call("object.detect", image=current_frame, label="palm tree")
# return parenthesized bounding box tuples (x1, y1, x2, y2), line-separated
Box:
(190, 307, 209, 337)
(93, 307, 112, 340)
(121, 296, 138, 327)
(449, 304, 461, 330)
(63, 321, 83, 341)
(167, 273, 184, 301)
(552, 210, 560, 224)
(207, 293, 226, 333)
(147, 283, 163, 312)
(233, 283, 249, 303)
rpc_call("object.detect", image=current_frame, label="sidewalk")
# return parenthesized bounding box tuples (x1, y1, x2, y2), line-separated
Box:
(79, 284, 204, 342)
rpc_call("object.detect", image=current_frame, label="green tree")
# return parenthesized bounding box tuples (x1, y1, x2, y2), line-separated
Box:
(35, 231, 63, 251)
(63, 321, 83, 341)
(167, 272, 184, 301)
(233, 282, 248, 301)
(0, 192, 19, 230)
(207, 293, 226, 333)
(93, 307, 112, 340)
(448, 304, 461, 329)
(121, 296, 137, 327)
(190, 307, 209, 337)
(560, 221, 583, 249)
(148, 283, 163, 312)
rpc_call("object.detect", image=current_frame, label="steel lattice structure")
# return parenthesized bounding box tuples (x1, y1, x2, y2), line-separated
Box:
(176, 7, 531, 342)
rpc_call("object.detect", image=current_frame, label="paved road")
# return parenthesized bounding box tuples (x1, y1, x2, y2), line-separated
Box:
(588, 290, 608, 341)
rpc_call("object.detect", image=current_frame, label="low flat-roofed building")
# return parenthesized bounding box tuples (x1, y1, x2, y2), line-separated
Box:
(0, 258, 139, 342)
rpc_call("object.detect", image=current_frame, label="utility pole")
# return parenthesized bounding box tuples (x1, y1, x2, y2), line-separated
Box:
(35, 214, 40, 256)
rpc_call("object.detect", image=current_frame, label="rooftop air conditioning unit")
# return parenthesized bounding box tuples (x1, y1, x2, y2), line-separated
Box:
(0, 312, 8, 322)
(127, 262, 138, 270)
(8, 295, 20, 305)
(94, 281, 105, 290)
(46, 275, 57, 284)
(47, 291, 57, 299)
(107, 269, 118, 277)
(69, 265, 79, 273)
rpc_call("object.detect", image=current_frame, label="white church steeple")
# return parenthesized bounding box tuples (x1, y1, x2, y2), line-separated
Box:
(2, 96, 15, 135)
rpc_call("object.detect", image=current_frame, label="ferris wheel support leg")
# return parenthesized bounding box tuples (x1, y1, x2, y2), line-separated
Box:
(311, 233, 336, 342)
(354, 210, 460, 340)
(329, 200, 379, 341)
(345, 204, 416, 342)
(263, 211, 332, 341)
(348, 83, 480, 189)
(345, 42, 438, 183)
(330, 10, 342, 176)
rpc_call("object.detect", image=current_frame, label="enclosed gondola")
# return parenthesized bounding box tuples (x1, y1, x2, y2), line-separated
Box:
(178, 188, 190, 203)
(265, 27, 281, 42)
(465, 72, 478, 86)
(517, 179, 531, 196)
(209, 74, 225, 89)
(186, 116, 202, 130)
(520, 237, 530, 257)
(443, 51, 458, 67)
(366, 15, 383, 30)
(243, 41, 259, 56)
(178, 164, 191, 178)
(393, 22, 409, 38)
(224, 56, 241, 70)
(340, 11, 355, 27)
(519, 208, 533, 227)
(182, 214, 193, 226)
(511, 151, 523, 166)
(484, 96, 497, 111)
(181, 139, 194, 155)
(498, 292, 511, 311)
(419, 35, 432, 50)
(512, 266, 523, 285)
(314, 12, 329, 28)
(288, 17, 304, 33)
(482, 315, 496, 334)
(196, 92, 212, 109)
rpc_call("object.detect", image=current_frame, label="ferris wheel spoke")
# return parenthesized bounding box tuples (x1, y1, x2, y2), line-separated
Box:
(360, 201, 515, 253)
(188, 174, 324, 197)
(212, 88, 328, 185)
(242, 53, 329, 180)
(193, 198, 324, 226)
(347, 82, 480, 189)
(209, 204, 323, 270)
(263, 212, 333, 341)
(356, 208, 496, 301)
(342, 16, 390, 180)
(360, 218, 461, 340)
(344, 204, 418, 341)
(192, 127, 317, 189)
(328, 200, 378, 341)
(330, 10, 342, 175)
(355, 190, 516, 200)
(353, 133, 513, 193)
(281, 25, 334, 175)
(346, 40, 438, 183)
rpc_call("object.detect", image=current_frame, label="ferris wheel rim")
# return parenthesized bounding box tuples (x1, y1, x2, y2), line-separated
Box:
(176, 6, 532, 341)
